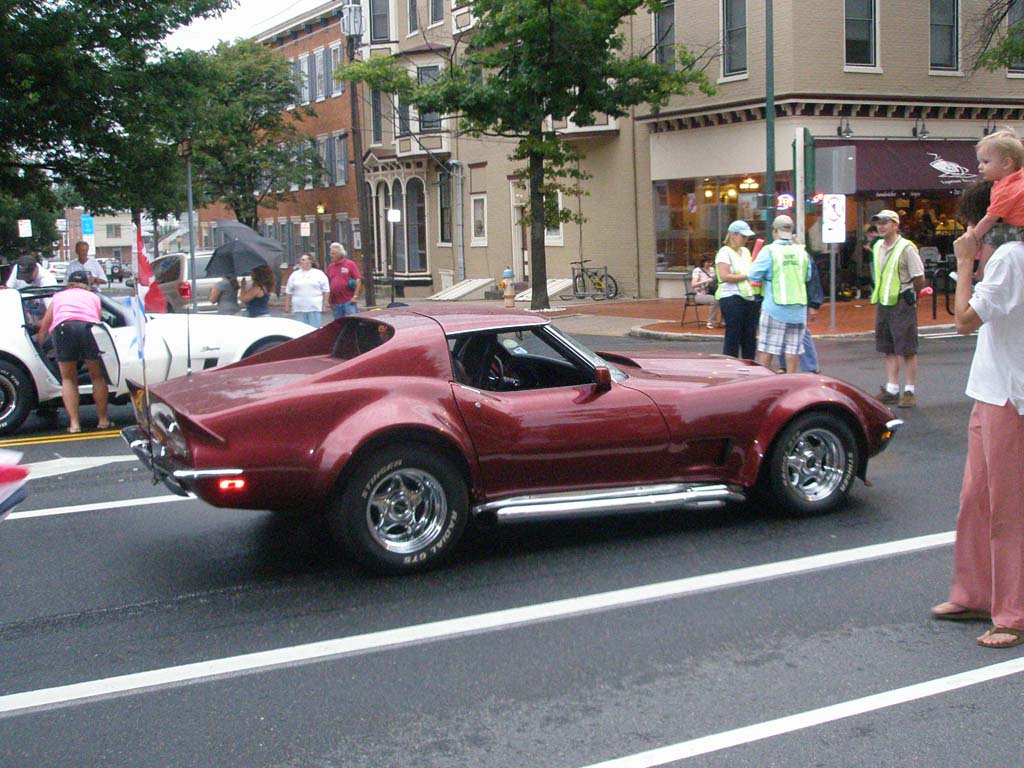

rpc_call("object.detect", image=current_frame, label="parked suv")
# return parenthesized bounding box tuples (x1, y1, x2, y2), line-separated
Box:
(150, 251, 220, 312)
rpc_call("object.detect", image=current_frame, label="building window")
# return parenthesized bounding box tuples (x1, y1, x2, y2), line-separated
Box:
(314, 49, 327, 100)
(723, 0, 746, 76)
(371, 89, 383, 143)
(545, 192, 563, 245)
(430, 0, 443, 24)
(330, 44, 344, 95)
(407, 178, 427, 271)
(105, 224, 122, 238)
(1010, 0, 1024, 73)
(392, 181, 407, 272)
(290, 58, 302, 106)
(438, 167, 452, 244)
(334, 219, 351, 252)
(655, 1, 675, 70)
(845, 0, 876, 67)
(298, 54, 311, 102)
(409, 0, 419, 32)
(397, 99, 411, 136)
(370, 0, 390, 42)
(418, 66, 441, 131)
(930, 0, 958, 70)
(317, 136, 330, 186)
(471, 194, 487, 246)
(334, 132, 349, 184)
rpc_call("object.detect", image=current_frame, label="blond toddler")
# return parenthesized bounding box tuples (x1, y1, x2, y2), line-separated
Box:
(972, 130, 1024, 277)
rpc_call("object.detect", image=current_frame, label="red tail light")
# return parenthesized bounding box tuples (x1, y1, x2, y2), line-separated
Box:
(218, 478, 245, 491)
(178, 282, 191, 300)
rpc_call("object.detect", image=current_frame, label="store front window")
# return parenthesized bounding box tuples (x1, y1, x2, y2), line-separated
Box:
(653, 173, 785, 271)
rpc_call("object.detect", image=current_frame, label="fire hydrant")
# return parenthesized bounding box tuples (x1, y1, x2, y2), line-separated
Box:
(502, 267, 515, 308)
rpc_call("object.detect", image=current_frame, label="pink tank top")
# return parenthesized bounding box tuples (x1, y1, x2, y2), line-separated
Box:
(51, 288, 101, 327)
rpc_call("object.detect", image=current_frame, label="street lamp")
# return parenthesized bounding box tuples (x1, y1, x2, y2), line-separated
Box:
(342, 2, 377, 306)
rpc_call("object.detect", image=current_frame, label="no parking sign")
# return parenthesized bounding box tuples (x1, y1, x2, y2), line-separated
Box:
(822, 194, 846, 244)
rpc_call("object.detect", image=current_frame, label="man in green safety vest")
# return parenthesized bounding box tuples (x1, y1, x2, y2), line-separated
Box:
(749, 215, 816, 375)
(870, 210, 927, 409)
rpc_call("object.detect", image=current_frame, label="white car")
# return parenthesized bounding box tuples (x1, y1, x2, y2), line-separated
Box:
(0, 285, 314, 435)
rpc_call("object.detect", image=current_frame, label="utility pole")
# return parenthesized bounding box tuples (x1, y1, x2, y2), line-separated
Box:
(343, 3, 377, 307)
(764, 0, 776, 225)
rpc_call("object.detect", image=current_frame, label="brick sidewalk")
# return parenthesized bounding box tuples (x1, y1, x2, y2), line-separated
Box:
(559, 294, 957, 338)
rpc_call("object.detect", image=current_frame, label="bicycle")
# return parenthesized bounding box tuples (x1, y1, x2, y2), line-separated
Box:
(569, 259, 618, 300)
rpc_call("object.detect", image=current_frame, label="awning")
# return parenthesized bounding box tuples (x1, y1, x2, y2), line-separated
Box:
(816, 139, 979, 194)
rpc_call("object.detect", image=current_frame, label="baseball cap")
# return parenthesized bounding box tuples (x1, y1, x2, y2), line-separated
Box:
(726, 220, 756, 237)
(15, 255, 37, 280)
(66, 271, 89, 285)
(772, 214, 794, 233)
(871, 209, 900, 224)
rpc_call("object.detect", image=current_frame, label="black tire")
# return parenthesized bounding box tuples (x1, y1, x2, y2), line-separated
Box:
(0, 359, 36, 436)
(764, 412, 859, 516)
(242, 338, 286, 358)
(329, 445, 468, 574)
(604, 274, 619, 299)
(573, 273, 587, 299)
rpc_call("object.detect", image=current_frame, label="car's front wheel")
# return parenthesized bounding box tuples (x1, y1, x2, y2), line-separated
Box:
(0, 359, 35, 436)
(329, 445, 468, 574)
(765, 412, 859, 516)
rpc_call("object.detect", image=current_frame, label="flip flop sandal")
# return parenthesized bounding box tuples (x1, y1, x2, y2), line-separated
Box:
(931, 603, 990, 621)
(977, 626, 1024, 648)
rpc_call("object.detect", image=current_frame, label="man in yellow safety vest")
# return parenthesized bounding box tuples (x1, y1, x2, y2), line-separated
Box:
(870, 210, 927, 409)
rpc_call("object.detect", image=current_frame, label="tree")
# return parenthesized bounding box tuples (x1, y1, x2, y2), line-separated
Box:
(341, 0, 712, 308)
(0, 183, 59, 261)
(0, 1, 230, 199)
(185, 41, 322, 229)
(969, 2, 1024, 70)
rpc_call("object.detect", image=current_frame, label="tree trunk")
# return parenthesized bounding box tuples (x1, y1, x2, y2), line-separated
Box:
(528, 145, 549, 310)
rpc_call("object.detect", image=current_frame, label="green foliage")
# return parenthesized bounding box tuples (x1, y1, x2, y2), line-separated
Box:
(970, 1, 1024, 71)
(340, 0, 712, 307)
(0, 185, 60, 261)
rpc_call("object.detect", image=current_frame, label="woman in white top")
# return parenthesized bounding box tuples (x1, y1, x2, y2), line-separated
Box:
(690, 256, 721, 329)
(284, 254, 330, 327)
(715, 220, 760, 359)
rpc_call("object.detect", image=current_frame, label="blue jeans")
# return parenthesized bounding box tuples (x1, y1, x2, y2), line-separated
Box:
(294, 310, 322, 327)
(719, 295, 759, 360)
(332, 302, 358, 319)
(777, 327, 819, 372)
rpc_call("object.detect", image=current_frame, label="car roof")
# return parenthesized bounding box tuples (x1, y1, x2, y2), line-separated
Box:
(370, 303, 551, 336)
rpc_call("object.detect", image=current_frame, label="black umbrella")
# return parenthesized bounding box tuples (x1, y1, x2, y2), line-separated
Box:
(205, 235, 285, 277)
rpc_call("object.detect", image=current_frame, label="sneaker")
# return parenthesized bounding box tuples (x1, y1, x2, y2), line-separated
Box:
(877, 387, 899, 404)
(898, 391, 916, 409)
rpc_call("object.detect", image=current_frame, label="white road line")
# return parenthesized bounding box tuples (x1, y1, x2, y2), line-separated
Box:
(5, 494, 194, 521)
(25, 455, 138, 480)
(0, 530, 954, 718)
(578, 658, 1024, 767)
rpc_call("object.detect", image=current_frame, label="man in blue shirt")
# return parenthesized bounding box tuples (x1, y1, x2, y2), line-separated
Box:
(748, 215, 817, 374)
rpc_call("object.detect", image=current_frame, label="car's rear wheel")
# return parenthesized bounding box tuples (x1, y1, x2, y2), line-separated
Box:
(765, 412, 859, 516)
(0, 360, 35, 436)
(329, 445, 468, 574)
(242, 338, 286, 358)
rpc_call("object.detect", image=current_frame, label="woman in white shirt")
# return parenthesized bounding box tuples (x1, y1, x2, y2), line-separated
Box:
(931, 180, 1024, 648)
(715, 220, 759, 359)
(284, 255, 330, 327)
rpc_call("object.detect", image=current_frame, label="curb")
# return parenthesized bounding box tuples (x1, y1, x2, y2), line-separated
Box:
(629, 323, 958, 342)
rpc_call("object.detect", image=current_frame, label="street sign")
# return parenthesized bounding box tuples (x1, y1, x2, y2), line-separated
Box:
(17, 220, 32, 238)
(822, 194, 846, 244)
(81, 214, 94, 235)
(300, 221, 311, 237)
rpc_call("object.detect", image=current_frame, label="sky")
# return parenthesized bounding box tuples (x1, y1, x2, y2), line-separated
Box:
(163, 0, 327, 51)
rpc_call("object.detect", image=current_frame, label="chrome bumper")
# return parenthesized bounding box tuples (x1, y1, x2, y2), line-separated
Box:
(122, 425, 189, 496)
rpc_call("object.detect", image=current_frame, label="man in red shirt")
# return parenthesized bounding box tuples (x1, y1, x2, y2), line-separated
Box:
(326, 242, 362, 317)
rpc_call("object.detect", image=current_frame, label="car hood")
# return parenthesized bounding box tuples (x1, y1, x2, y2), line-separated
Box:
(599, 350, 775, 386)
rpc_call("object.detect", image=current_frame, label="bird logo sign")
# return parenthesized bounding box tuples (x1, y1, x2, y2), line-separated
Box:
(928, 153, 976, 185)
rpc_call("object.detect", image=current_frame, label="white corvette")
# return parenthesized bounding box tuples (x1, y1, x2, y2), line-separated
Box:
(0, 286, 314, 435)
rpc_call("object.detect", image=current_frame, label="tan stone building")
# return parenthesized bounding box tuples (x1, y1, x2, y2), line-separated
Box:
(644, 0, 1024, 295)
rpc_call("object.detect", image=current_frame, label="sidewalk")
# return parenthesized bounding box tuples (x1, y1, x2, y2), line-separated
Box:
(549, 294, 958, 340)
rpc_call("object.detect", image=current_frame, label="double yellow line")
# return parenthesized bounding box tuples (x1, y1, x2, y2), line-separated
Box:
(0, 429, 122, 448)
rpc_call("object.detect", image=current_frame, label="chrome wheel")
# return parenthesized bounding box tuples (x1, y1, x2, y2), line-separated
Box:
(365, 467, 449, 554)
(781, 427, 848, 502)
(0, 361, 33, 436)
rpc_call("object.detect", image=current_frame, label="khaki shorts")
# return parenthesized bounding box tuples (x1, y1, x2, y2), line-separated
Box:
(875, 300, 918, 356)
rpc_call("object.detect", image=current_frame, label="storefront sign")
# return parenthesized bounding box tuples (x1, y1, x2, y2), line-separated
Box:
(822, 194, 846, 244)
(776, 193, 795, 211)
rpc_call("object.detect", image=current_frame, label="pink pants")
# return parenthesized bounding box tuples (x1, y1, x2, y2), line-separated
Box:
(949, 401, 1024, 630)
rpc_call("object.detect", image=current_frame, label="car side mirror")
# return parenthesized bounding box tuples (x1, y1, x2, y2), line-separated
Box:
(125, 277, 136, 288)
(594, 366, 612, 393)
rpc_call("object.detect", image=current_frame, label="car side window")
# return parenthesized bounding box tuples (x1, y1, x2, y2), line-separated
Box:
(449, 329, 591, 391)
(152, 257, 180, 283)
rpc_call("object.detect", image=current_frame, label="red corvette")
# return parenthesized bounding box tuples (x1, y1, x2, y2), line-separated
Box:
(123, 305, 901, 573)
